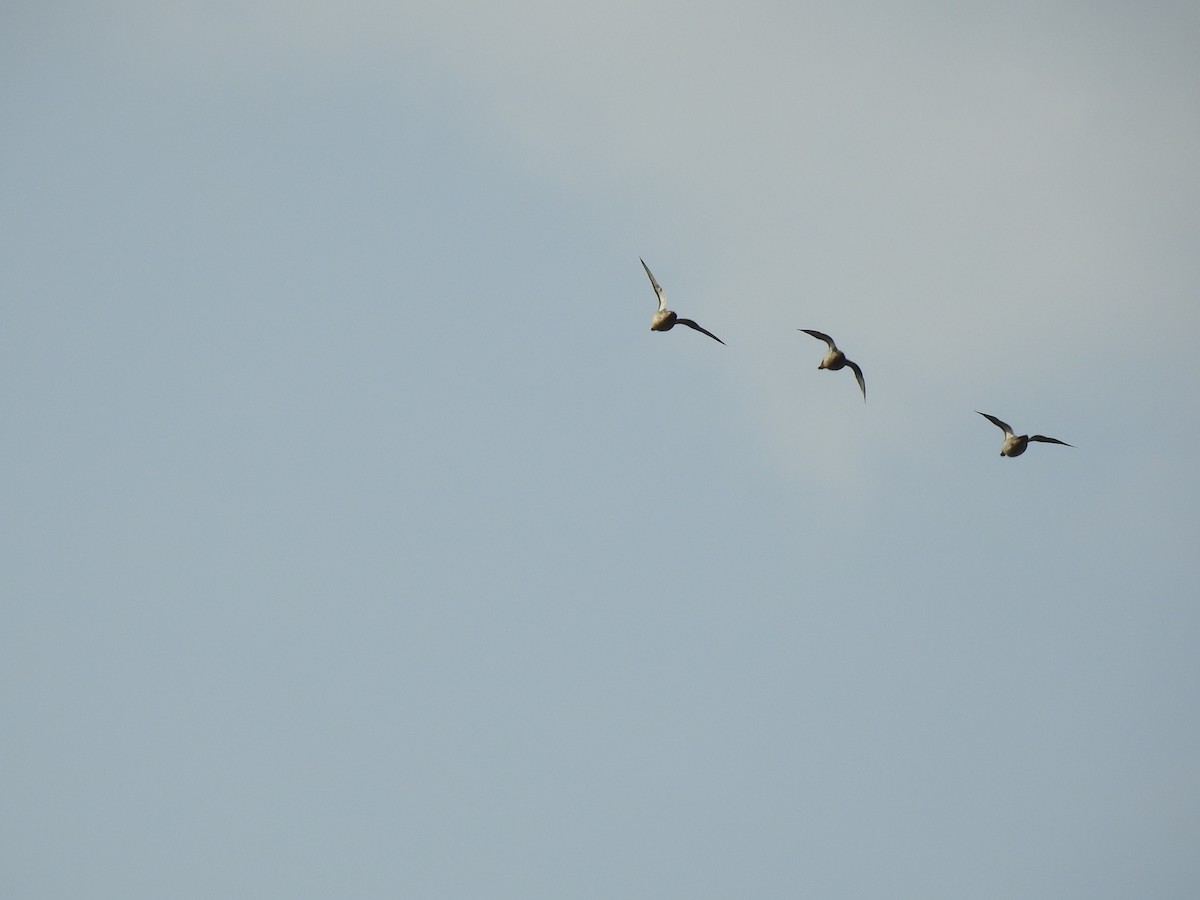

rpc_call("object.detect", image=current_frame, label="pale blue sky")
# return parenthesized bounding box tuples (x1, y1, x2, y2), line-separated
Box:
(3, 2, 1199, 898)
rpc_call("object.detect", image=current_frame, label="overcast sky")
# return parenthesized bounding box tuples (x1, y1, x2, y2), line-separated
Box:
(3, 2, 1199, 897)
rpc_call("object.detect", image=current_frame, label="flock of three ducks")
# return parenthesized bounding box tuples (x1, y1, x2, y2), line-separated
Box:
(640, 258, 1074, 459)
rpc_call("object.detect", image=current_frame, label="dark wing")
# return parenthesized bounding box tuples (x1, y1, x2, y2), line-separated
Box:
(676, 318, 726, 345)
(639, 258, 667, 311)
(799, 328, 836, 349)
(976, 411, 1014, 437)
(1028, 435, 1073, 447)
(845, 359, 866, 401)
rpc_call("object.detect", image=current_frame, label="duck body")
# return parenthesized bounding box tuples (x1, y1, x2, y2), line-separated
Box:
(650, 307, 680, 333)
(817, 346, 850, 371)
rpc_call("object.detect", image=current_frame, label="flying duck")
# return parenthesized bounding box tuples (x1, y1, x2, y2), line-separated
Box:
(640, 259, 725, 345)
(976, 411, 1073, 457)
(798, 329, 866, 401)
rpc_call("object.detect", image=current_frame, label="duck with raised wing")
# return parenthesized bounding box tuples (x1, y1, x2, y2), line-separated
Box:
(640, 259, 725, 345)
(798, 329, 866, 401)
(976, 411, 1073, 457)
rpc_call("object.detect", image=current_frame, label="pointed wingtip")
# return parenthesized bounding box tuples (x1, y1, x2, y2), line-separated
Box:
(677, 318, 725, 345)
(799, 329, 835, 348)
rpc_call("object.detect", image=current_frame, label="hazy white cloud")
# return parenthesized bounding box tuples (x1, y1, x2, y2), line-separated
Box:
(19, 0, 1196, 480)
(360, 1, 1200, 371)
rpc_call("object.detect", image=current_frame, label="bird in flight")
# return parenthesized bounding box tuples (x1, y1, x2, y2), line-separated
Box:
(976, 411, 1073, 457)
(798, 329, 866, 401)
(640, 258, 725, 345)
